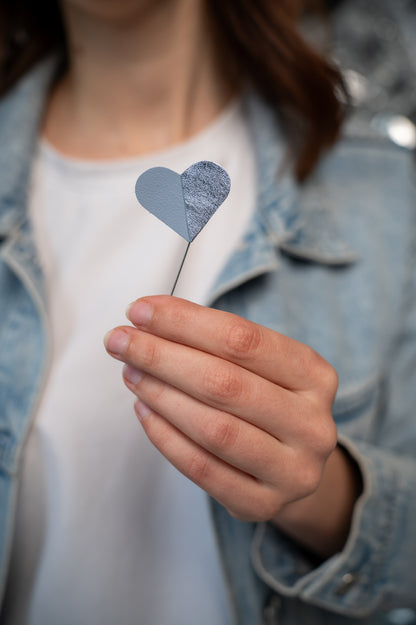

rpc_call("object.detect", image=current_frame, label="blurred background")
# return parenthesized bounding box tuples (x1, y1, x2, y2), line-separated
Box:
(309, 0, 416, 151)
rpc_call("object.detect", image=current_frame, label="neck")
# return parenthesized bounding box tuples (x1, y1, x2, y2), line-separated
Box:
(43, 0, 234, 158)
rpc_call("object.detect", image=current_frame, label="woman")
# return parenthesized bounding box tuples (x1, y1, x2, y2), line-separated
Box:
(0, 1, 415, 624)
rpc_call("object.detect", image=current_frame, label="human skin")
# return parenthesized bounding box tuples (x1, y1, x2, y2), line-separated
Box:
(105, 297, 361, 559)
(43, 0, 233, 156)
(46, 0, 362, 559)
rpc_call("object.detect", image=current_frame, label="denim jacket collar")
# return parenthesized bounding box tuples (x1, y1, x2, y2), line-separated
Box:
(0, 58, 58, 235)
(246, 91, 358, 266)
(208, 92, 357, 302)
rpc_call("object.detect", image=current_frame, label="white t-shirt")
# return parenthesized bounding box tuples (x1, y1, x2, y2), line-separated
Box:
(3, 100, 256, 625)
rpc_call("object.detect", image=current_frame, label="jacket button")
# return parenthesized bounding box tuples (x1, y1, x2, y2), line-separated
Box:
(335, 572, 360, 595)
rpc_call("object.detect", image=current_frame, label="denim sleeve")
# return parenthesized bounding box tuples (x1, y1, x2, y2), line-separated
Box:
(251, 437, 416, 616)
(250, 173, 416, 617)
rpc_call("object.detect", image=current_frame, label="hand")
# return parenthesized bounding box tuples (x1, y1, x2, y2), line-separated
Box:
(104, 296, 339, 527)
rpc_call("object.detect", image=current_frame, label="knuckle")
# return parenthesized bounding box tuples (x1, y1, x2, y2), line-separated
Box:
(310, 354, 339, 396)
(293, 344, 323, 381)
(205, 416, 239, 452)
(224, 321, 261, 360)
(296, 461, 322, 498)
(138, 338, 160, 369)
(170, 303, 191, 329)
(186, 453, 211, 486)
(320, 418, 338, 455)
(305, 410, 338, 457)
(319, 361, 339, 396)
(202, 366, 243, 403)
(144, 378, 166, 406)
(300, 344, 320, 369)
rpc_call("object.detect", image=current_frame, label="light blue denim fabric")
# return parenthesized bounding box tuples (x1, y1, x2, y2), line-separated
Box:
(1, 59, 416, 625)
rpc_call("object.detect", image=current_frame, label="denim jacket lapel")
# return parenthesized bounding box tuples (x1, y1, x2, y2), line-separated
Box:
(0, 58, 56, 233)
(0, 58, 58, 314)
(208, 92, 357, 305)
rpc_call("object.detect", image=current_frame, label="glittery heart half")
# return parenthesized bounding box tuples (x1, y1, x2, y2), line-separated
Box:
(135, 161, 231, 242)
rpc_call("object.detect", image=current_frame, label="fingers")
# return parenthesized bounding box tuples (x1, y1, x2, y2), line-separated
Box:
(103, 296, 338, 522)
(122, 365, 293, 486)
(130, 395, 284, 522)
(106, 324, 313, 444)
(127, 367, 334, 520)
(125, 296, 338, 396)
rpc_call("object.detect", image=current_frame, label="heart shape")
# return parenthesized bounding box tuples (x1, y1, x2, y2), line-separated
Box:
(135, 161, 231, 242)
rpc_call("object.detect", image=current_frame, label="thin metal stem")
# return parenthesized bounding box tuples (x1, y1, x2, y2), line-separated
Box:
(170, 241, 191, 295)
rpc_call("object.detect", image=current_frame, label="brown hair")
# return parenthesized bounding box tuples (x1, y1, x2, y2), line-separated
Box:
(208, 0, 345, 180)
(0, 1, 65, 91)
(0, 0, 345, 180)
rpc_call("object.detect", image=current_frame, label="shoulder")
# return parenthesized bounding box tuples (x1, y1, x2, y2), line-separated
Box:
(299, 117, 416, 235)
(295, 133, 416, 285)
(245, 89, 415, 220)
(323, 125, 415, 187)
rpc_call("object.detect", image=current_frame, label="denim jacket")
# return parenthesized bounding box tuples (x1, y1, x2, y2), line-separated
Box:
(1, 60, 416, 625)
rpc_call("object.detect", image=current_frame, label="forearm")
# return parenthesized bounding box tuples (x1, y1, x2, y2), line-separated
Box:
(272, 444, 363, 559)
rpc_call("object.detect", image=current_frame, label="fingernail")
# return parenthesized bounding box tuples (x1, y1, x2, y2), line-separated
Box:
(126, 301, 153, 327)
(104, 328, 130, 356)
(135, 399, 152, 421)
(123, 364, 144, 385)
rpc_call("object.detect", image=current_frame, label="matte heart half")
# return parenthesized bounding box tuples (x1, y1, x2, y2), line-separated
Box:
(135, 161, 231, 242)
